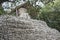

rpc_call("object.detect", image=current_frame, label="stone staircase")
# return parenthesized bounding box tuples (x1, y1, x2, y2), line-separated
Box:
(0, 15, 60, 40)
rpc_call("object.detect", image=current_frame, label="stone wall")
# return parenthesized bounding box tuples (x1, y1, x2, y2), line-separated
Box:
(0, 15, 60, 40)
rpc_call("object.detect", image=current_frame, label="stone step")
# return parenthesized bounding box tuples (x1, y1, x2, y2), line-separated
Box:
(8, 28, 36, 34)
(1, 22, 34, 29)
(2, 25, 34, 29)
(6, 34, 44, 40)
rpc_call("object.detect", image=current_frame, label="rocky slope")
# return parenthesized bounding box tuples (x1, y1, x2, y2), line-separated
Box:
(0, 15, 60, 40)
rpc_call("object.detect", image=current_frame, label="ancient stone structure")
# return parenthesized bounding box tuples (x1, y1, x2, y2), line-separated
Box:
(18, 8, 30, 19)
(0, 15, 60, 40)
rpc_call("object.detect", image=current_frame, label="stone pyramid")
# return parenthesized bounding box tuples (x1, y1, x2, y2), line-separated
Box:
(0, 15, 60, 40)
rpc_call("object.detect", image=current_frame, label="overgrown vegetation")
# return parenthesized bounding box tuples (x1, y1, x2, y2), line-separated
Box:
(38, 0, 60, 31)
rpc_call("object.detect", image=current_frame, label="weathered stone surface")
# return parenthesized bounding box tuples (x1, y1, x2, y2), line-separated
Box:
(0, 15, 60, 40)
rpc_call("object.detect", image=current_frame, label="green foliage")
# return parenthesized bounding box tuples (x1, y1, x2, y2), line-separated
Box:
(53, 0, 60, 12)
(0, 5, 6, 15)
(38, 0, 60, 31)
